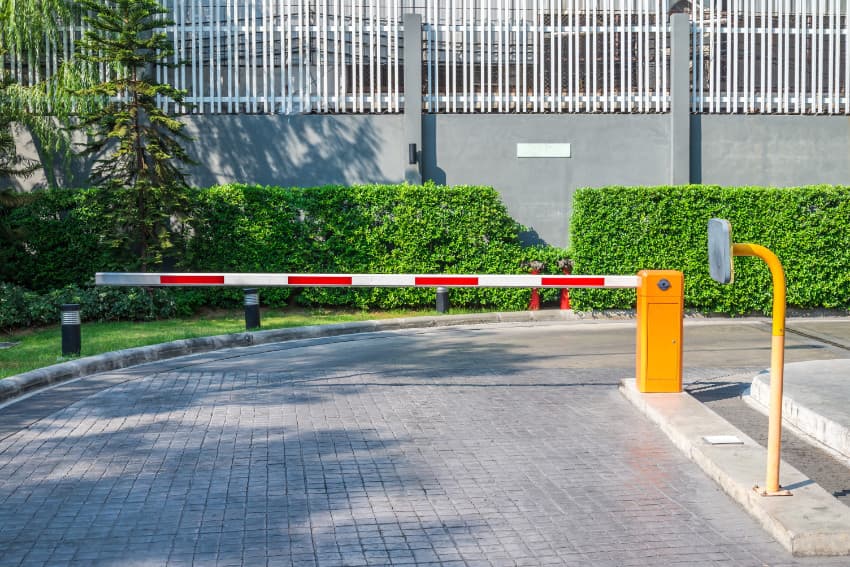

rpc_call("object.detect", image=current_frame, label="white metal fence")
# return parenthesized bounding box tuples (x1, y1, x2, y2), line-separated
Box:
(158, 0, 405, 114)
(422, 1, 670, 113)
(692, 0, 850, 114)
(162, 0, 671, 114)
(6, 1, 850, 115)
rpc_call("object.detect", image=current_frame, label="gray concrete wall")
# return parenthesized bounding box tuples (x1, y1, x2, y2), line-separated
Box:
(10, 111, 850, 251)
(179, 114, 406, 188)
(8, 113, 407, 191)
(692, 115, 850, 186)
(423, 114, 671, 247)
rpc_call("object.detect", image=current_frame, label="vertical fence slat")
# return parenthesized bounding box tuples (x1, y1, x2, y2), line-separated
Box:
(845, 0, 850, 114)
(467, 0, 472, 111)
(623, 0, 634, 112)
(711, 0, 717, 113)
(759, 0, 765, 112)
(602, 0, 608, 112)
(486, 0, 492, 112)
(585, 1, 590, 112)
(795, 0, 801, 113)
(568, 0, 575, 112)
(394, 0, 399, 113)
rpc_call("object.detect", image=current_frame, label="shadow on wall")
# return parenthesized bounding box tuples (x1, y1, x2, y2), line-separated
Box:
(690, 114, 702, 184)
(7, 123, 95, 191)
(9, 114, 403, 190)
(181, 113, 404, 188)
(421, 114, 446, 185)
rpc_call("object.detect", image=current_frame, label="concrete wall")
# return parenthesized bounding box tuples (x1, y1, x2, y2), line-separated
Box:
(181, 114, 406, 187)
(692, 115, 850, 186)
(423, 114, 671, 247)
(10, 112, 850, 250)
(11, 114, 406, 191)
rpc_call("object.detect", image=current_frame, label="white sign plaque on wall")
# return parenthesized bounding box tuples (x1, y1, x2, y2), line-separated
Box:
(516, 143, 572, 158)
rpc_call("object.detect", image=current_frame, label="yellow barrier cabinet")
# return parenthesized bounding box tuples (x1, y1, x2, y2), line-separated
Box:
(636, 270, 684, 393)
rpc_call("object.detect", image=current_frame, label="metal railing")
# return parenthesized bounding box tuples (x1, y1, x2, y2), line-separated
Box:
(423, 1, 670, 113)
(158, 0, 405, 114)
(6, 1, 850, 115)
(692, 0, 850, 114)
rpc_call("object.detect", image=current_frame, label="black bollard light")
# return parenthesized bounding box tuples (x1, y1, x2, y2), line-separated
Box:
(61, 304, 81, 357)
(436, 286, 449, 313)
(244, 289, 261, 330)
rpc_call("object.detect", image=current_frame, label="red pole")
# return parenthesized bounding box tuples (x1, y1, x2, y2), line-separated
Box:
(559, 259, 573, 310)
(529, 267, 541, 310)
(526, 260, 544, 311)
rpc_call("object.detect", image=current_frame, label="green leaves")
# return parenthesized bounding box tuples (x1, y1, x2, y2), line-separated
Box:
(185, 183, 555, 310)
(570, 185, 850, 314)
(5, 183, 572, 315)
(70, 0, 192, 271)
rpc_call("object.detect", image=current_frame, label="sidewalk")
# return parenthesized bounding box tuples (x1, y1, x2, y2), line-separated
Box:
(622, 317, 850, 556)
(749, 359, 850, 461)
(748, 319, 850, 462)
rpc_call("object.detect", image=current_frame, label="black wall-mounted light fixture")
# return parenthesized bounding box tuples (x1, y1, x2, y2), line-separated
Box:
(408, 143, 418, 165)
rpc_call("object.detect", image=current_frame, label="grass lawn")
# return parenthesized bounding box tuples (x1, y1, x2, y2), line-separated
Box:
(0, 308, 441, 379)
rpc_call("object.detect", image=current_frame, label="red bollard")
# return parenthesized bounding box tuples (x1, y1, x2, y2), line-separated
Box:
(559, 259, 573, 310)
(529, 269, 541, 310)
(527, 260, 544, 311)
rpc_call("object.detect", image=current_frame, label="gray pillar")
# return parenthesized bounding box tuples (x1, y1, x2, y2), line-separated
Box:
(670, 12, 690, 185)
(403, 13, 423, 185)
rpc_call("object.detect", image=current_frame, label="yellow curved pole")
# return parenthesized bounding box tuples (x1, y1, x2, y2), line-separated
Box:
(732, 243, 788, 495)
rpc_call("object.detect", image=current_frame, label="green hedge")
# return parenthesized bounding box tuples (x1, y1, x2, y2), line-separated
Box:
(569, 185, 850, 314)
(186, 184, 568, 310)
(0, 188, 122, 290)
(1, 183, 569, 326)
(0, 283, 195, 331)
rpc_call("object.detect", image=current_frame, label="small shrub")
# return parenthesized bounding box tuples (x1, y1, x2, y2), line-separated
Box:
(0, 283, 29, 330)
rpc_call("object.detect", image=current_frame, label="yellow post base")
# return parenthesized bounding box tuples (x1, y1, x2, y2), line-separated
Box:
(636, 270, 684, 393)
(753, 486, 792, 497)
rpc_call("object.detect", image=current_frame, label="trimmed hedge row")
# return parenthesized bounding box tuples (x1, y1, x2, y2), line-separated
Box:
(0, 283, 193, 330)
(186, 184, 568, 310)
(1, 183, 569, 328)
(569, 185, 850, 314)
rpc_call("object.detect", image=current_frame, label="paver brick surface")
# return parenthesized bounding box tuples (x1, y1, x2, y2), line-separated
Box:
(0, 325, 847, 565)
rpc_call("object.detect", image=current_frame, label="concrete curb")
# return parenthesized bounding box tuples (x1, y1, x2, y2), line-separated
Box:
(749, 366, 850, 461)
(0, 309, 590, 404)
(620, 378, 850, 556)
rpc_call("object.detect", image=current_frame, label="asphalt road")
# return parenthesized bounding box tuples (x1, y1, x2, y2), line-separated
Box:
(1, 319, 849, 566)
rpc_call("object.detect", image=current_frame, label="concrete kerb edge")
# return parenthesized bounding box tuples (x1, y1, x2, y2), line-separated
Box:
(619, 378, 850, 556)
(748, 373, 850, 461)
(0, 310, 584, 404)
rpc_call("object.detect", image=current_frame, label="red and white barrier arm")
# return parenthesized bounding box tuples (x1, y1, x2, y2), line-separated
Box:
(95, 272, 641, 289)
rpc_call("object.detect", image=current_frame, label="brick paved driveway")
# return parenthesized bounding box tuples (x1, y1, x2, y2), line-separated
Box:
(0, 322, 847, 566)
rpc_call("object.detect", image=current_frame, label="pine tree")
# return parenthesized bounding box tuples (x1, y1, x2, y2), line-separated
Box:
(74, 0, 194, 270)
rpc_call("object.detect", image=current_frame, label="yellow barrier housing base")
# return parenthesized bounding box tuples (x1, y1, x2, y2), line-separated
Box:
(636, 270, 684, 393)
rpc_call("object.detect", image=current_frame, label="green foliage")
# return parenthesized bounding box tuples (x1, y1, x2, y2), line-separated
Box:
(186, 183, 570, 310)
(0, 188, 119, 290)
(73, 0, 193, 270)
(0, 283, 28, 329)
(0, 51, 40, 184)
(1, 14, 101, 186)
(0, 0, 73, 62)
(569, 185, 850, 314)
(0, 281, 199, 332)
(2, 183, 571, 321)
